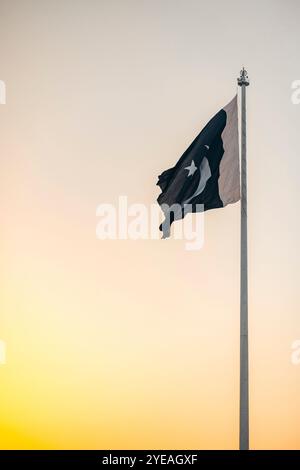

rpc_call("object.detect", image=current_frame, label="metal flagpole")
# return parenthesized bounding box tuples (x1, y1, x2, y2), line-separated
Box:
(237, 67, 250, 450)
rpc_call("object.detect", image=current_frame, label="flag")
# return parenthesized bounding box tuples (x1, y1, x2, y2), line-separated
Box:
(156, 95, 240, 237)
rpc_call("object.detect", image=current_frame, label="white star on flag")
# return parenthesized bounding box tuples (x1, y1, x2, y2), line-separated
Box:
(184, 160, 197, 177)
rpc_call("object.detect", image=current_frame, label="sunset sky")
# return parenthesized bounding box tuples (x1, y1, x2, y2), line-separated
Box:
(0, 0, 299, 449)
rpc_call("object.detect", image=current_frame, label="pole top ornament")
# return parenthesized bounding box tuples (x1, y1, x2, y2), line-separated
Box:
(237, 67, 250, 86)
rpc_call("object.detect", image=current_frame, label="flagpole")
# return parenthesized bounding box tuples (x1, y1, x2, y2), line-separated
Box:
(237, 67, 249, 450)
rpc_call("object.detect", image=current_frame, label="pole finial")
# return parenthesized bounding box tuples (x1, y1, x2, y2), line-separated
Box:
(237, 67, 250, 86)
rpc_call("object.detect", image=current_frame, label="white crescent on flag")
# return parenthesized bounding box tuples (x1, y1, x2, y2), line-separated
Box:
(183, 157, 211, 204)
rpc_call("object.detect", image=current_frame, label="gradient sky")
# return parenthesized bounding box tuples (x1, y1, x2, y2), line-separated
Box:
(0, 0, 300, 449)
